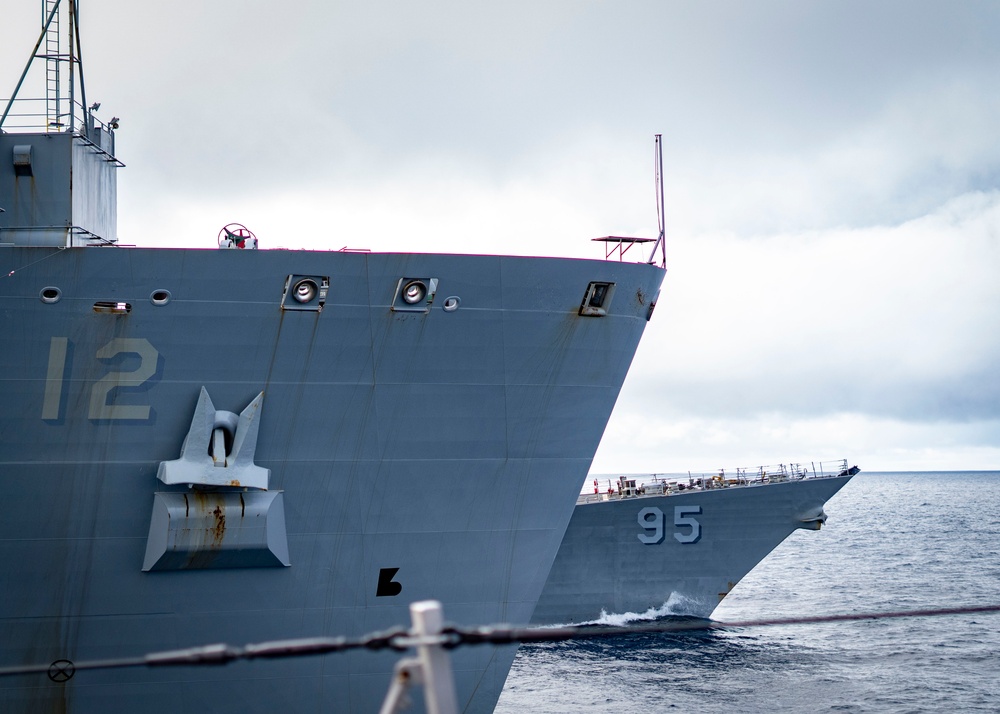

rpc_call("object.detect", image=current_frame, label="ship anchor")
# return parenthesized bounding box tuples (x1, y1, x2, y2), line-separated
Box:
(143, 387, 289, 571)
(157, 387, 269, 490)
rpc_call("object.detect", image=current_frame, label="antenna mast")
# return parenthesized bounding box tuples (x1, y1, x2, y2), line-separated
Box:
(1, 0, 90, 133)
(647, 134, 666, 268)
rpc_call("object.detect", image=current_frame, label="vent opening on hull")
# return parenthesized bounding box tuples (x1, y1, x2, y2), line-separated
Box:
(580, 281, 615, 317)
(281, 275, 329, 312)
(92, 301, 131, 314)
(392, 277, 438, 312)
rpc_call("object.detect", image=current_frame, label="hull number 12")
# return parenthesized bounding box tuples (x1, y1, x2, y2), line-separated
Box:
(43, 337, 161, 422)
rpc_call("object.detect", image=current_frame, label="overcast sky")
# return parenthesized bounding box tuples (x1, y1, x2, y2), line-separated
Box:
(3, 1, 998, 473)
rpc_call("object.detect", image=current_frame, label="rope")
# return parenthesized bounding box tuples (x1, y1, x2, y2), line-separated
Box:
(1, 246, 68, 279)
(1, 604, 997, 679)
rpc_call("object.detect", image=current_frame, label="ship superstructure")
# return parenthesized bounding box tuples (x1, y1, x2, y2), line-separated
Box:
(0, 4, 665, 711)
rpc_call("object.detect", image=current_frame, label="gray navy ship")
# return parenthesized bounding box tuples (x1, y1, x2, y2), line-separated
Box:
(533, 461, 857, 624)
(0, 3, 664, 712)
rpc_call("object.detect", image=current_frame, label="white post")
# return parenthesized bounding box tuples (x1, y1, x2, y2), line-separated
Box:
(410, 600, 458, 714)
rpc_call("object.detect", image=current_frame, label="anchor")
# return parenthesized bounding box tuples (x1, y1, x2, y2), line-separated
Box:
(144, 387, 288, 571)
(157, 387, 269, 490)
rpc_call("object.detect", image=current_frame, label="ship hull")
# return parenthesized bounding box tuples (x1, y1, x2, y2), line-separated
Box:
(0, 245, 664, 712)
(532, 474, 853, 624)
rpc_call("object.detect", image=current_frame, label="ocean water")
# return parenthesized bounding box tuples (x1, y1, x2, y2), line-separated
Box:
(496, 472, 1000, 713)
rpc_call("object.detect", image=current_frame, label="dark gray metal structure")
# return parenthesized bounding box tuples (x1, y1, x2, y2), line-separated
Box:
(0, 4, 665, 711)
(533, 467, 857, 624)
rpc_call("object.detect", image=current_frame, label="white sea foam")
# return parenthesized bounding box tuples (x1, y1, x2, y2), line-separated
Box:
(577, 592, 709, 627)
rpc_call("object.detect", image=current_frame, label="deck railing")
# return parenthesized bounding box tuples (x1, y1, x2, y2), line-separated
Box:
(580, 459, 853, 503)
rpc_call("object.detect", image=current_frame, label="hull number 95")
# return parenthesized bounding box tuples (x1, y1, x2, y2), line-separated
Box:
(637, 506, 702, 545)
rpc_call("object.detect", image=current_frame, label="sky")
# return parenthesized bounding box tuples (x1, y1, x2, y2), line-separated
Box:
(3, 1, 998, 473)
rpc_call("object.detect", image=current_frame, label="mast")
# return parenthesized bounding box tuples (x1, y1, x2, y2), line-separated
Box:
(591, 135, 668, 265)
(647, 134, 667, 268)
(0, 0, 121, 246)
(1, 1, 61, 130)
(1, 0, 90, 134)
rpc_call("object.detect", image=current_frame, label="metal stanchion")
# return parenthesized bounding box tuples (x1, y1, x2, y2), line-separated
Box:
(379, 601, 458, 714)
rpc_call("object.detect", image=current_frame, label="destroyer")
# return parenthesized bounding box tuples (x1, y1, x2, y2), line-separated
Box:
(0, 4, 664, 712)
(533, 461, 857, 624)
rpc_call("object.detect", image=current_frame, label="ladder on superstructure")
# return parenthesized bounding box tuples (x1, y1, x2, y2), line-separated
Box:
(2, 0, 97, 136)
(1, 0, 82, 133)
(42, 0, 67, 130)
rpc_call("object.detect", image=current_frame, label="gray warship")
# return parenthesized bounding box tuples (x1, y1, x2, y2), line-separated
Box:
(533, 462, 857, 624)
(0, 3, 665, 712)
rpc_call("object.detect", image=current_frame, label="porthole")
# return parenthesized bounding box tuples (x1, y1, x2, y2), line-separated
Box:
(39, 286, 62, 304)
(442, 296, 461, 312)
(150, 289, 172, 306)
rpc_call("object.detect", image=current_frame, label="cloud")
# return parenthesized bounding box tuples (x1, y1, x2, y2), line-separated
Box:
(636, 191, 1000, 410)
(592, 411, 1000, 474)
(593, 191, 1000, 472)
(4, 1, 999, 471)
